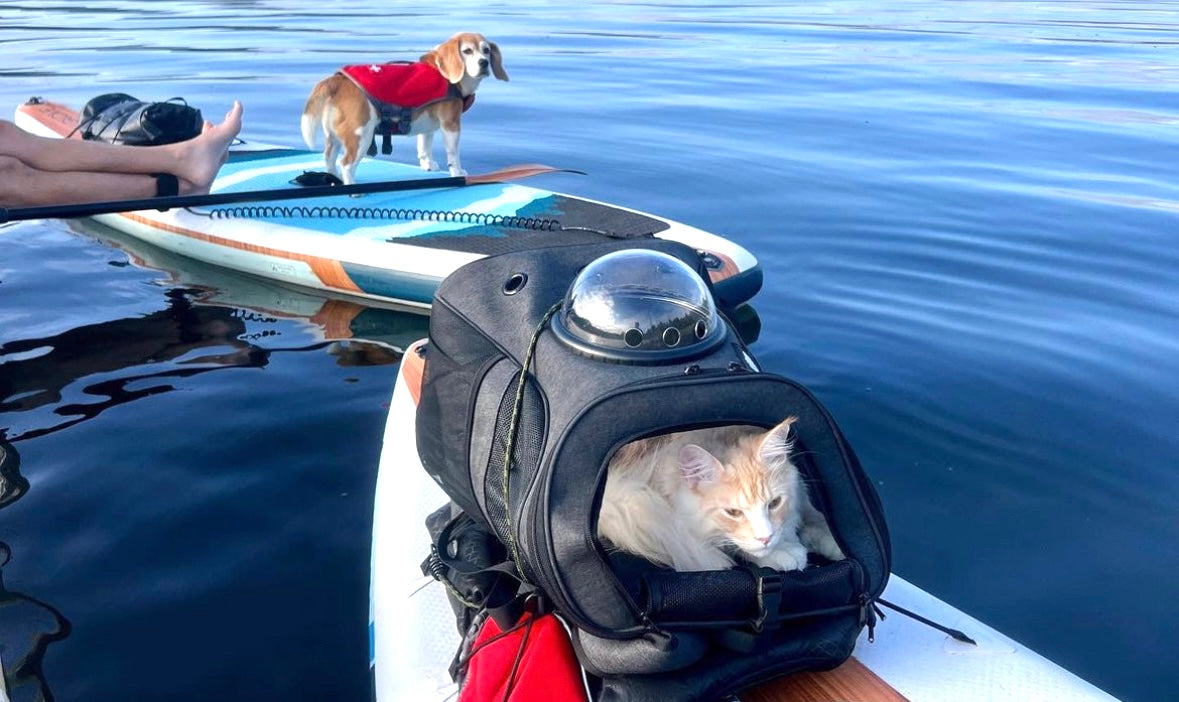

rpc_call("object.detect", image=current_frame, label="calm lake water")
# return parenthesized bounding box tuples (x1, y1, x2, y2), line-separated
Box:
(1, 2, 1176, 700)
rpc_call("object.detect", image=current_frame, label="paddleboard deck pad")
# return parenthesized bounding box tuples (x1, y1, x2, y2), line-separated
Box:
(14, 98, 761, 311)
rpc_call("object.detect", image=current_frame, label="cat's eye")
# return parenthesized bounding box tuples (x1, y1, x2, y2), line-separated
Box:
(767, 497, 783, 510)
(723, 508, 743, 518)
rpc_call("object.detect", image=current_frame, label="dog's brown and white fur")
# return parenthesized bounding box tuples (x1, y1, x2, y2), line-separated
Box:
(301, 32, 508, 184)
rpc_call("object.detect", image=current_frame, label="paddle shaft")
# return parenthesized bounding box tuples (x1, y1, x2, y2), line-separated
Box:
(0, 164, 573, 223)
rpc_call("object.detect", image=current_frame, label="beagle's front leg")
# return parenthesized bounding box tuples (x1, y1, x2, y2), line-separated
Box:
(441, 125, 465, 177)
(431, 101, 466, 177)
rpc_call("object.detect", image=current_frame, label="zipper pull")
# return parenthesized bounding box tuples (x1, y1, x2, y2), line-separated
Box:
(860, 595, 878, 643)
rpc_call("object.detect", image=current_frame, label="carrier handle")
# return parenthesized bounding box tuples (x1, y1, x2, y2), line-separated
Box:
(638, 558, 866, 630)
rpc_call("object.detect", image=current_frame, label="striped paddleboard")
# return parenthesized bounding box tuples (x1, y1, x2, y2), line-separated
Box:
(13, 98, 761, 312)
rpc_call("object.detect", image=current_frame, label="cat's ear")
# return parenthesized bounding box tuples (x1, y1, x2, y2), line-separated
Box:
(759, 416, 799, 465)
(679, 444, 723, 487)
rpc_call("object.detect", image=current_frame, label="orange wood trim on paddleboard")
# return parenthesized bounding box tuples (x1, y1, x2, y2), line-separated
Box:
(401, 339, 427, 406)
(743, 657, 910, 702)
(116, 212, 365, 294)
(705, 250, 739, 288)
(306, 257, 363, 292)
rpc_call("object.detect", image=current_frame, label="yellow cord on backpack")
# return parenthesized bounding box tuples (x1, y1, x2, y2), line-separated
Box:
(500, 301, 563, 582)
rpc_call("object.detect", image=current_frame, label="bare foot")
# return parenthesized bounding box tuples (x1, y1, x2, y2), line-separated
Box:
(177, 147, 231, 195)
(176, 101, 242, 194)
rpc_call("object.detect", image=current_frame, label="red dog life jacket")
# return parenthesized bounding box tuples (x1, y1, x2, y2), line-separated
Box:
(338, 62, 475, 154)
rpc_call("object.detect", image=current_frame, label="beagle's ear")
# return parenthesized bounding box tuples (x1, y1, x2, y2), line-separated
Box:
(489, 42, 509, 81)
(423, 36, 465, 83)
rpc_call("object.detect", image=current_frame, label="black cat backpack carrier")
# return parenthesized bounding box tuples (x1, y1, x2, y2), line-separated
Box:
(416, 238, 891, 701)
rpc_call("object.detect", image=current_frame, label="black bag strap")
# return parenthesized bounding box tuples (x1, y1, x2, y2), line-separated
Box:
(423, 511, 534, 630)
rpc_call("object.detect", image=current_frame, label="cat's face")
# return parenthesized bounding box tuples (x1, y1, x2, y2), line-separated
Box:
(679, 418, 802, 558)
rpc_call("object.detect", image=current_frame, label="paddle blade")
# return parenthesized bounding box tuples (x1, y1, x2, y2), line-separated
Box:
(465, 164, 587, 184)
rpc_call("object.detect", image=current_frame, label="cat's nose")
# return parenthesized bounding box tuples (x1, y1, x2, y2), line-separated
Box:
(757, 536, 771, 545)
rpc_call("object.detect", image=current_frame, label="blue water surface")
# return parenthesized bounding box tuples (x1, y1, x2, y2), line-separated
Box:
(1, 2, 1176, 700)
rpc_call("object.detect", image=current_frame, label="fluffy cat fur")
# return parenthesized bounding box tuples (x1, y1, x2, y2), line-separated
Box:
(597, 416, 845, 572)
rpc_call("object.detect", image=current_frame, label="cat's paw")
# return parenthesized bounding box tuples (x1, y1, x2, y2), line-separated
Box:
(801, 524, 845, 561)
(755, 540, 808, 572)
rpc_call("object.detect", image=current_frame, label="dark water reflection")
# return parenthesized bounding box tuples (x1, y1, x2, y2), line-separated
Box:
(0, 220, 417, 700)
(0, 220, 428, 444)
(0, 442, 28, 511)
(0, 538, 70, 702)
(1, 290, 263, 441)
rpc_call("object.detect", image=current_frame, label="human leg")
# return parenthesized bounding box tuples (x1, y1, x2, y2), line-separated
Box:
(0, 154, 158, 207)
(0, 100, 242, 193)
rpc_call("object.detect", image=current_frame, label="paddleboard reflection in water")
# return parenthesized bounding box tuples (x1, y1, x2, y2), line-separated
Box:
(0, 535, 71, 702)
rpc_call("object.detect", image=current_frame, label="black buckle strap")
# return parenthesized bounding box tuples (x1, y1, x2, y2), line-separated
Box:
(714, 566, 784, 654)
(367, 105, 414, 156)
(423, 512, 531, 630)
(751, 566, 784, 634)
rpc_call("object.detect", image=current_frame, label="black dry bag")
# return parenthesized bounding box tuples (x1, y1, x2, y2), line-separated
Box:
(76, 93, 203, 146)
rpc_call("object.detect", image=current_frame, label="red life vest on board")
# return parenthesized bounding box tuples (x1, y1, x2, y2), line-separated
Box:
(457, 608, 589, 702)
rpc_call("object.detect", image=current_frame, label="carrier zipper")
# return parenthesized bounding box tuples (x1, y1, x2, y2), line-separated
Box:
(859, 594, 878, 643)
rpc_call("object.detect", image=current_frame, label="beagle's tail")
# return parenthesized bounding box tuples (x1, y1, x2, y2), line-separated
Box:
(300, 83, 329, 149)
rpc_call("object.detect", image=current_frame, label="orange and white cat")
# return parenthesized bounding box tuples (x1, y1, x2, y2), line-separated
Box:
(597, 417, 845, 572)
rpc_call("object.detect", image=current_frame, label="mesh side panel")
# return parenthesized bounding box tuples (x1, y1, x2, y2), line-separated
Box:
(483, 372, 545, 554)
(642, 570, 758, 622)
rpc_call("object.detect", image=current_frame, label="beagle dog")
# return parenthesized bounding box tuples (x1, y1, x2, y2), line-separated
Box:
(301, 32, 508, 185)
